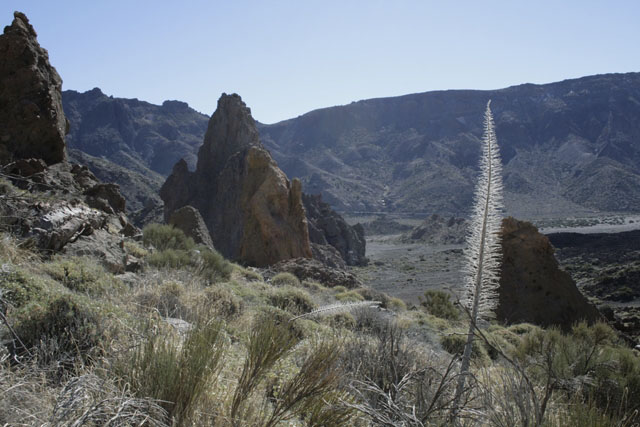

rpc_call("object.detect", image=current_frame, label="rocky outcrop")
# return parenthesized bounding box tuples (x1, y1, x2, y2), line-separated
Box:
(302, 193, 367, 266)
(161, 94, 312, 267)
(0, 12, 67, 165)
(401, 214, 467, 244)
(0, 12, 139, 273)
(496, 217, 601, 330)
(266, 257, 362, 289)
(168, 205, 214, 249)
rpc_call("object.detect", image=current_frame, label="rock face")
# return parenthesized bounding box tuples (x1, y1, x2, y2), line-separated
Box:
(401, 214, 467, 244)
(0, 12, 140, 273)
(168, 205, 214, 249)
(266, 257, 362, 289)
(496, 217, 601, 329)
(161, 94, 312, 267)
(302, 193, 367, 266)
(0, 12, 67, 165)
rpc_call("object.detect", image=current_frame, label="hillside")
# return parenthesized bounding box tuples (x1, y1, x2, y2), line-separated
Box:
(258, 73, 640, 217)
(63, 88, 209, 176)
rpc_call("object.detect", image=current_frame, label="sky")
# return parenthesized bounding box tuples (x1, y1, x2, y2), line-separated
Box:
(3, 1, 640, 124)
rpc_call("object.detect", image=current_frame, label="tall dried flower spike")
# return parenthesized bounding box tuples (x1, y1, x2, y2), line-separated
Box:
(451, 100, 504, 419)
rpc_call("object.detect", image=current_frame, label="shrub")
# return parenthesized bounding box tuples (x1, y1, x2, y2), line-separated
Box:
(43, 257, 122, 296)
(197, 246, 233, 280)
(0, 269, 44, 309)
(268, 286, 316, 316)
(123, 240, 148, 258)
(12, 293, 105, 367)
(147, 248, 192, 269)
(440, 332, 489, 362)
(123, 319, 225, 426)
(388, 297, 407, 311)
(203, 286, 244, 318)
(271, 272, 300, 287)
(136, 281, 189, 319)
(142, 223, 195, 251)
(420, 290, 459, 320)
(335, 290, 365, 302)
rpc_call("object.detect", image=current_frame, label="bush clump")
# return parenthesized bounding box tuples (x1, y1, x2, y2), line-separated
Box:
(43, 257, 122, 296)
(203, 286, 244, 318)
(198, 246, 233, 280)
(0, 269, 44, 309)
(420, 290, 460, 320)
(142, 223, 195, 251)
(271, 272, 300, 287)
(268, 286, 316, 316)
(12, 293, 106, 366)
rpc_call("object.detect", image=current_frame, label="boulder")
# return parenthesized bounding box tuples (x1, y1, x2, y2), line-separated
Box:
(310, 242, 346, 270)
(168, 205, 214, 249)
(267, 257, 362, 289)
(302, 193, 367, 266)
(0, 12, 67, 165)
(161, 93, 312, 267)
(83, 183, 126, 214)
(496, 217, 601, 330)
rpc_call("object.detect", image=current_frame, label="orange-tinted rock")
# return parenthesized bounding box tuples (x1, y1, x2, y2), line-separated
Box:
(161, 94, 311, 267)
(496, 217, 601, 330)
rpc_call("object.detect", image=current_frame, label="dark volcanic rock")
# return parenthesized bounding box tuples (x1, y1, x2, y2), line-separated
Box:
(496, 217, 601, 330)
(267, 257, 362, 289)
(362, 216, 413, 236)
(0, 12, 67, 165)
(168, 205, 214, 249)
(401, 214, 467, 244)
(83, 183, 126, 214)
(161, 94, 312, 267)
(310, 242, 346, 269)
(63, 88, 208, 176)
(302, 193, 367, 266)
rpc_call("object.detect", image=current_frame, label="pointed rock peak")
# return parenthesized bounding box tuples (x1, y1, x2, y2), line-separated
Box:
(5, 11, 37, 37)
(196, 92, 261, 176)
(0, 11, 67, 165)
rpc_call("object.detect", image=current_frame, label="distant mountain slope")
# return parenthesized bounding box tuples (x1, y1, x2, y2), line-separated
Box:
(63, 88, 209, 176)
(258, 73, 640, 217)
(63, 73, 640, 219)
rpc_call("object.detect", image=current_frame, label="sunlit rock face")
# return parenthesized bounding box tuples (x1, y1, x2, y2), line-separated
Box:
(161, 93, 312, 267)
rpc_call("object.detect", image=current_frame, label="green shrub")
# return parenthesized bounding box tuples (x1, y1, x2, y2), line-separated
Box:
(136, 281, 189, 319)
(271, 272, 300, 287)
(12, 293, 105, 366)
(0, 269, 44, 308)
(440, 332, 488, 362)
(123, 240, 148, 258)
(142, 223, 195, 251)
(147, 248, 192, 269)
(43, 257, 122, 296)
(420, 290, 459, 320)
(124, 319, 225, 426)
(268, 286, 316, 316)
(335, 290, 365, 302)
(388, 297, 407, 311)
(198, 246, 233, 280)
(203, 286, 244, 318)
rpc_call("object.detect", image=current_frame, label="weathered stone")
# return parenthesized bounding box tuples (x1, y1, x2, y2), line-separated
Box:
(168, 205, 214, 249)
(83, 183, 126, 214)
(302, 193, 367, 266)
(310, 242, 346, 269)
(0, 12, 67, 165)
(3, 158, 47, 177)
(496, 217, 601, 330)
(267, 257, 362, 289)
(161, 93, 311, 267)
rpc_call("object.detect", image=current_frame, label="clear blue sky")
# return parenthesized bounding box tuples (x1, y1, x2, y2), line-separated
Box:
(3, 1, 639, 123)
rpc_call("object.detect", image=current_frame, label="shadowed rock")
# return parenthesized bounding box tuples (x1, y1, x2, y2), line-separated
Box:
(0, 12, 67, 165)
(161, 94, 312, 267)
(496, 217, 601, 330)
(168, 205, 214, 249)
(302, 193, 367, 266)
